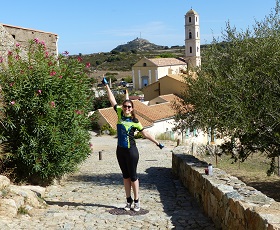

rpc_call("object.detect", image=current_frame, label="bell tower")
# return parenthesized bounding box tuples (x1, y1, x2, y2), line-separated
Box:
(185, 9, 201, 67)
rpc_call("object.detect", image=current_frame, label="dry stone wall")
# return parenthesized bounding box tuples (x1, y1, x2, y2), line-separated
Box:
(172, 149, 280, 230)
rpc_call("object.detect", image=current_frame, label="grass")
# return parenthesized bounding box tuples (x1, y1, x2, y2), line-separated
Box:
(197, 153, 280, 202)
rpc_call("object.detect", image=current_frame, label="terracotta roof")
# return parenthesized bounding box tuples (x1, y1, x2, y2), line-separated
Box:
(98, 107, 117, 128)
(133, 100, 176, 122)
(148, 58, 186, 67)
(158, 94, 181, 103)
(164, 74, 185, 82)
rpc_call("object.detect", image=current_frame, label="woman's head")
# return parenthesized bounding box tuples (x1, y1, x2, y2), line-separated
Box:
(122, 100, 135, 117)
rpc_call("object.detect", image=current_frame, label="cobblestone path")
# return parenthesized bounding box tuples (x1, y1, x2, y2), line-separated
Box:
(0, 133, 216, 230)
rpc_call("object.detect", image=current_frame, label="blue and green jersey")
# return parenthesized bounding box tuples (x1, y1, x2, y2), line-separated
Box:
(114, 105, 143, 148)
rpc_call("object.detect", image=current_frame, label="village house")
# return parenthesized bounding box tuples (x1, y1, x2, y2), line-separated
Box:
(132, 57, 187, 90)
(142, 74, 187, 101)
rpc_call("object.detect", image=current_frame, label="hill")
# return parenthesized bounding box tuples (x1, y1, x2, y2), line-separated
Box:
(78, 38, 186, 72)
(112, 37, 168, 52)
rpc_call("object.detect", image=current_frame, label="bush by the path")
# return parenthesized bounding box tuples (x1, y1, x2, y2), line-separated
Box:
(0, 39, 94, 186)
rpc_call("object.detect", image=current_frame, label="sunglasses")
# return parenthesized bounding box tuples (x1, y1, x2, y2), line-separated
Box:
(123, 105, 132, 109)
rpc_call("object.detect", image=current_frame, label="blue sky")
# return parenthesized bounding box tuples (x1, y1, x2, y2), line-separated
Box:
(0, 0, 277, 55)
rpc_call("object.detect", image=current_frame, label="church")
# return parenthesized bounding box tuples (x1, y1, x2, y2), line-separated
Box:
(132, 9, 201, 91)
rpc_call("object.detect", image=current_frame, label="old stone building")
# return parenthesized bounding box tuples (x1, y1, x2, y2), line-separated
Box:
(0, 23, 58, 58)
(132, 8, 201, 90)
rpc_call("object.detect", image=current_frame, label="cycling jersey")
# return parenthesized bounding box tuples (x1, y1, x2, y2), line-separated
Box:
(114, 105, 143, 148)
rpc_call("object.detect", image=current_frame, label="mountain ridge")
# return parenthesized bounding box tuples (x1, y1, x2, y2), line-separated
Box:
(112, 37, 173, 52)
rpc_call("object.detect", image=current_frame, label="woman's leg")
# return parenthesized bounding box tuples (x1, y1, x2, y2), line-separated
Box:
(131, 179, 139, 200)
(128, 146, 139, 201)
(116, 146, 132, 201)
(123, 178, 132, 198)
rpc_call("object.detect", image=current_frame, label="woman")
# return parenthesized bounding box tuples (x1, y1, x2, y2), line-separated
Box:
(102, 77, 164, 212)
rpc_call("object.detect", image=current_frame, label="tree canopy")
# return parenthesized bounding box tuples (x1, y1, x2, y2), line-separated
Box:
(173, 0, 280, 174)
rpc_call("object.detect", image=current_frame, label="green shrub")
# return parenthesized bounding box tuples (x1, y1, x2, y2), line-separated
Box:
(0, 39, 94, 186)
(101, 124, 116, 136)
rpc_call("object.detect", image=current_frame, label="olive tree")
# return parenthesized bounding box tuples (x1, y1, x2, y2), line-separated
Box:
(174, 0, 280, 174)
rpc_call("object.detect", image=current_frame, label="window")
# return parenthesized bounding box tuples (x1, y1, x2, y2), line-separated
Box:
(189, 17, 191, 23)
(143, 63, 147, 67)
(189, 32, 192, 39)
(190, 47, 192, 53)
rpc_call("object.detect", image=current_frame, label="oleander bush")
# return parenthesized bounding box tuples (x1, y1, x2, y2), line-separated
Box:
(0, 39, 94, 186)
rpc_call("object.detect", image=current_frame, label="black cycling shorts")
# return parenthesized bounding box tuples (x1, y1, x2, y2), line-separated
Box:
(116, 145, 139, 182)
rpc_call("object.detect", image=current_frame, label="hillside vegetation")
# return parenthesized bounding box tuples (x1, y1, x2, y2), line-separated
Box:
(74, 38, 204, 72)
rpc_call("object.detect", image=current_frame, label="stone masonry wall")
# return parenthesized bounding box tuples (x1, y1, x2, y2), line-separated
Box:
(172, 151, 280, 230)
(0, 24, 15, 58)
(0, 23, 58, 60)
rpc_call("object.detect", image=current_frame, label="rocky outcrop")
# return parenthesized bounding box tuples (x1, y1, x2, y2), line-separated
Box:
(0, 175, 46, 218)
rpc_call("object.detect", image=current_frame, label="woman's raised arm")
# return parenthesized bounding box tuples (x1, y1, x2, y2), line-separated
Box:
(102, 78, 117, 107)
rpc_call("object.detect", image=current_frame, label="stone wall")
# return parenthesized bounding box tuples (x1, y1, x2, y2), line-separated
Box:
(172, 151, 280, 230)
(0, 24, 15, 58)
(0, 23, 58, 59)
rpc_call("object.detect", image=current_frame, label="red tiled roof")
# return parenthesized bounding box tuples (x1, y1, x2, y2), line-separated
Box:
(158, 94, 181, 103)
(149, 58, 186, 67)
(164, 74, 185, 82)
(98, 107, 117, 128)
(133, 100, 176, 122)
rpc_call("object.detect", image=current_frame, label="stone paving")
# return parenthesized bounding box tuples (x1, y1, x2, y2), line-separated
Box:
(0, 132, 216, 230)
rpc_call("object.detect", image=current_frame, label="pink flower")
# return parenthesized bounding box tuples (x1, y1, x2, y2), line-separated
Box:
(34, 38, 39, 43)
(59, 75, 63, 79)
(10, 101, 15, 105)
(75, 110, 82, 115)
(77, 57, 82, 62)
(8, 51, 12, 56)
(0, 57, 3, 63)
(86, 63, 90, 68)
(16, 43, 20, 47)
(50, 71, 56, 76)
(50, 101, 55, 108)
(45, 52, 49, 57)
(9, 82, 14, 87)
(38, 89, 42, 94)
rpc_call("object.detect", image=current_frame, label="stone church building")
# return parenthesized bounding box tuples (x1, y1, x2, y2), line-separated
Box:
(132, 8, 201, 90)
